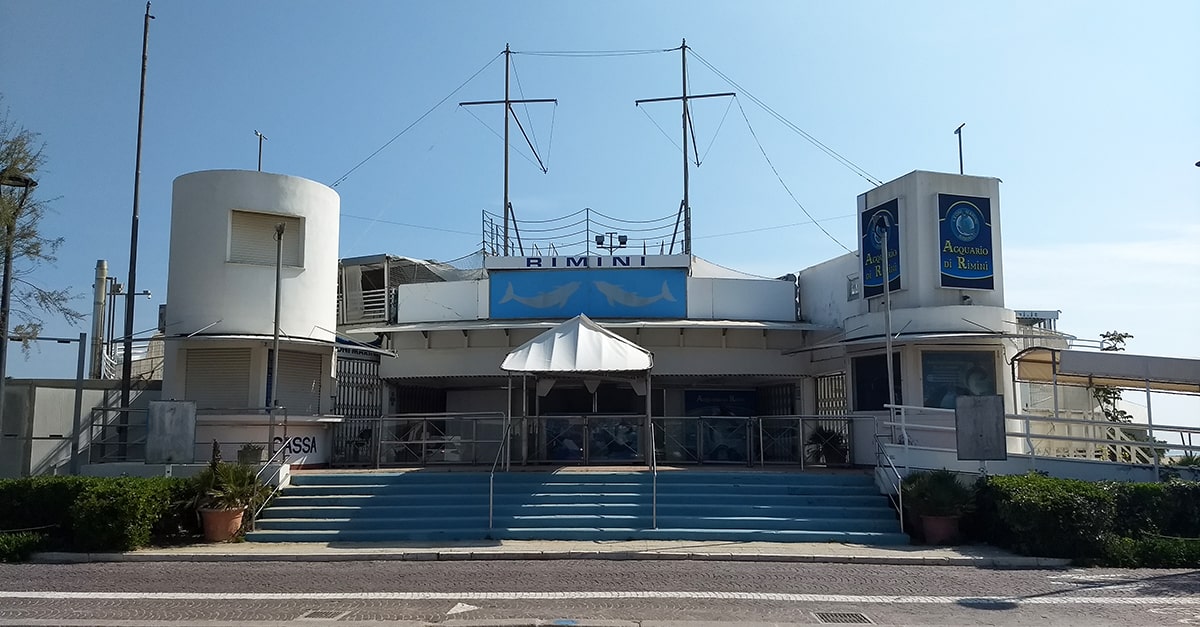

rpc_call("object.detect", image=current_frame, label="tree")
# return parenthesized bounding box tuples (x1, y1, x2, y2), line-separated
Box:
(0, 101, 84, 348)
(1091, 330, 1133, 423)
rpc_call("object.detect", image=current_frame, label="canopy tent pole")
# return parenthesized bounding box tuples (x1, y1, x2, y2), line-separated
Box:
(522, 374, 529, 465)
(505, 376, 512, 471)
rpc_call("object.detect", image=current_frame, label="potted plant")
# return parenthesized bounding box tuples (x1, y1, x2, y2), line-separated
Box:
(901, 469, 976, 545)
(237, 443, 265, 465)
(194, 462, 273, 542)
(804, 423, 849, 465)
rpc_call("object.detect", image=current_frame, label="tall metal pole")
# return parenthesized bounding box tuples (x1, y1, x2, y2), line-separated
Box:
(681, 39, 691, 255)
(70, 332, 86, 474)
(0, 180, 35, 437)
(879, 214, 897, 434)
(90, 261, 107, 379)
(954, 123, 965, 175)
(269, 223, 284, 456)
(120, 2, 153, 453)
(502, 44, 511, 256)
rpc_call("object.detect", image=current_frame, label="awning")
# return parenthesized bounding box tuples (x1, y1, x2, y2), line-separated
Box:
(166, 333, 396, 358)
(350, 318, 825, 335)
(501, 314, 653, 374)
(1014, 347, 1200, 394)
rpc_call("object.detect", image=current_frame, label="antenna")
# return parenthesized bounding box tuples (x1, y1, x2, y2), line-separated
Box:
(460, 44, 557, 256)
(635, 39, 734, 256)
(954, 123, 965, 175)
(254, 130, 268, 172)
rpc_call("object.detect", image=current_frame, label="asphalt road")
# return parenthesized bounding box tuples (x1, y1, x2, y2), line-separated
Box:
(0, 559, 1197, 625)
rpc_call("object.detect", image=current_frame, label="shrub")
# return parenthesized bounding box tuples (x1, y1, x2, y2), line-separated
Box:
(69, 478, 177, 551)
(0, 476, 93, 549)
(1101, 535, 1200, 568)
(0, 532, 44, 563)
(986, 473, 1116, 559)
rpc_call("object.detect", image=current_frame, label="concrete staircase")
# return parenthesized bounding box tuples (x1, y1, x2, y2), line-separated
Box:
(246, 470, 908, 545)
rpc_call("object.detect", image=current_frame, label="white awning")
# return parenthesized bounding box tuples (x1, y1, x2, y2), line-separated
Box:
(1014, 347, 1200, 394)
(500, 314, 653, 374)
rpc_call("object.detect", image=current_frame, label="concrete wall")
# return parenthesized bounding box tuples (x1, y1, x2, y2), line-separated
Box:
(165, 170, 339, 340)
(686, 277, 796, 321)
(0, 380, 161, 478)
(856, 170, 1004, 311)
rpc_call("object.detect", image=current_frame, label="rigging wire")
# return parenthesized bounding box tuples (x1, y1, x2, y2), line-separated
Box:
(588, 208, 679, 224)
(734, 97, 853, 254)
(509, 56, 542, 159)
(330, 53, 502, 188)
(689, 49, 882, 187)
(460, 106, 544, 171)
(513, 47, 678, 57)
(692, 214, 853, 241)
(341, 213, 479, 237)
(484, 206, 588, 223)
(684, 61, 701, 166)
(699, 95, 735, 165)
(639, 106, 683, 153)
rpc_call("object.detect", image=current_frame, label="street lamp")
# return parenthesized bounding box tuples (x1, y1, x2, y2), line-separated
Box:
(0, 167, 38, 434)
(594, 232, 628, 254)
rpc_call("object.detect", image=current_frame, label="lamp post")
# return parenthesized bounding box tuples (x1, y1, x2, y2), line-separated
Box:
(872, 211, 897, 437)
(268, 223, 284, 456)
(0, 168, 38, 434)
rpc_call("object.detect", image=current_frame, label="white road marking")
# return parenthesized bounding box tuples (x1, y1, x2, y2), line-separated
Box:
(447, 602, 479, 615)
(0, 591, 1197, 605)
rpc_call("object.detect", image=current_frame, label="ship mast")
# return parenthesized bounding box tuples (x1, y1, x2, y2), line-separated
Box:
(460, 44, 557, 256)
(636, 39, 733, 255)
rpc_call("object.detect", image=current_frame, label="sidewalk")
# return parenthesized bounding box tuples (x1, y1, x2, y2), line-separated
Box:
(32, 539, 1070, 568)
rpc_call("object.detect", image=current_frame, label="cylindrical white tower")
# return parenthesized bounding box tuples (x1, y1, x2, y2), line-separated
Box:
(165, 170, 340, 340)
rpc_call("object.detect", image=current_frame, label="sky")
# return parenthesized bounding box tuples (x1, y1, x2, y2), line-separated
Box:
(1, 1, 1198, 424)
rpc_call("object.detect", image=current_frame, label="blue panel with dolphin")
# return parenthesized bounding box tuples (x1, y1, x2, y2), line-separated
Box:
(489, 269, 687, 319)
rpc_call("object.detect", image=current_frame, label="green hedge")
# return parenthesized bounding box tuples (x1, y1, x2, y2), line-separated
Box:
(972, 473, 1200, 566)
(0, 476, 198, 555)
(0, 532, 44, 563)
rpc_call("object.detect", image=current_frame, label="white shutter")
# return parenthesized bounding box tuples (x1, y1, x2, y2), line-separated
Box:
(186, 348, 251, 409)
(276, 350, 323, 416)
(230, 210, 303, 266)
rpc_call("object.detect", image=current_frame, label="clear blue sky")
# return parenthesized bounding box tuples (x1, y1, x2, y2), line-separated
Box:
(2, 1, 1198, 421)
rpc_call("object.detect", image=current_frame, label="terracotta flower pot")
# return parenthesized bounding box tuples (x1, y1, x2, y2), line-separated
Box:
(920, 514, 961, 545)
(200, 508, 246, 543)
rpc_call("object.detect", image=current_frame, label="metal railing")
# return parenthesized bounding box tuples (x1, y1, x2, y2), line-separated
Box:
(873, 432, 905, 534)
(879, 404, 1200, 475)
(336, 287, 388, 324)
(649, 416, 658, 529)
(252, 436, 296, 523)
(488, 419, 514, 530)
(376, 412, 507, 467)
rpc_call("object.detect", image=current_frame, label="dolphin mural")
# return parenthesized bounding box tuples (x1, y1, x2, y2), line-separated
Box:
(593, 280, 676, 308)
(499, 281, 580, 309)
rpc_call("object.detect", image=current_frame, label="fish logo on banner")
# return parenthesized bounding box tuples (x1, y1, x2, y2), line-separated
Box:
(938, 194, 994, 290)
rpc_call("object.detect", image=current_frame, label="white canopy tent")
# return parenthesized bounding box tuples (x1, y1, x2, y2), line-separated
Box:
(498, 314, 655, 469)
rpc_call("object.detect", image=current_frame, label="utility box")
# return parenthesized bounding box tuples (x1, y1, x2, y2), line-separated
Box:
(955, 395, 1007, 461)
(146, 401, 196, 464)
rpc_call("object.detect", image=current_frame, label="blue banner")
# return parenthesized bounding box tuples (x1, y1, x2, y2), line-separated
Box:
(938, 194, 994, 290)
(861, 198, 900, 298)
(490, 269, 687, 319)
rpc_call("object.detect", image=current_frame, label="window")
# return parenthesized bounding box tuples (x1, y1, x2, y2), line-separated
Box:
(229, 210, 303, 266)
(921, 351, 997, 409)
(847, 275, 861, 301)
(852, 353, 902, 411)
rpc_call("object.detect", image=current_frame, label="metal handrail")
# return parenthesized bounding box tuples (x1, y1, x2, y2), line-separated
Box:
(488, 419, 514, 530)
(650, 420, 658, 529)
(874, 433, 905, 534)
(252, 436, 296, 522)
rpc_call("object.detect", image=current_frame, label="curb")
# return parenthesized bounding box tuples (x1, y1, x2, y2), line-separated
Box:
(30, 550, 1070, 568)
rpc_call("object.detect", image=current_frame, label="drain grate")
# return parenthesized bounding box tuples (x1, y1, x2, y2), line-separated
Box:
(296, 609, 350, 621)
(813, 611, 873, 624)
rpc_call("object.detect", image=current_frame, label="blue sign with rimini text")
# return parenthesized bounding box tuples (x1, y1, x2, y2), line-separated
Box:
(490, 269, 687, 319)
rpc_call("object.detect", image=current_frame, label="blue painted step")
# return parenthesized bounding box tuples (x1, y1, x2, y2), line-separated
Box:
(246, 470, 907, 545)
